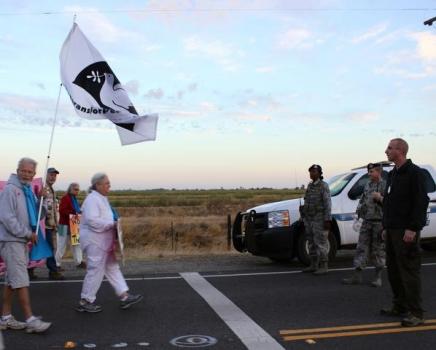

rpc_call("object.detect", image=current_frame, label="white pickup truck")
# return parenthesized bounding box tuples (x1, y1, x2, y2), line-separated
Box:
(232, 163, 436, 264)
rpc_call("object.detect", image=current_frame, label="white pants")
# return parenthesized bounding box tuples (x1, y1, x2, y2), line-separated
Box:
(80, 244, 128, 303)
(55, 232, 83, 266)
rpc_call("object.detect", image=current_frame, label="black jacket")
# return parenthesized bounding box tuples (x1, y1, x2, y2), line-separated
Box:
(382, 159, 429, 231)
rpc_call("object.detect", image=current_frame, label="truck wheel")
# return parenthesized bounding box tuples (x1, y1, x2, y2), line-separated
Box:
(297, 229, 338, 266)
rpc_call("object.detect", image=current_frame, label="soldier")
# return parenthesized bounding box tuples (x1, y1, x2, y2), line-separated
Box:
(342, 163, 386, 287)
(301, 164, 332, 275)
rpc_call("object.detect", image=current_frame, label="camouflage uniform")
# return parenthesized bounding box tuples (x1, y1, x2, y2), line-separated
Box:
(302, 180, 332, 263)
(354, 179, 386, 269)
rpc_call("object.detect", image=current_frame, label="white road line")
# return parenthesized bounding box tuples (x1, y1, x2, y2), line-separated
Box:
(181, 272, 285, 350)
(28, 261, 436, 284)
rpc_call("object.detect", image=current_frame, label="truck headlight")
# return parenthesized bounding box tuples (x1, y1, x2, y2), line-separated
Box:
(268, 210, 290, 228)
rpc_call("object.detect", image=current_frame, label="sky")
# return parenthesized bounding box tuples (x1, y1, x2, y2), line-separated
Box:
(0, 0, 436, 190)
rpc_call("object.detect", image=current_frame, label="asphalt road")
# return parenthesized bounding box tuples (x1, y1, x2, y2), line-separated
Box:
(2, 251, 436, 350)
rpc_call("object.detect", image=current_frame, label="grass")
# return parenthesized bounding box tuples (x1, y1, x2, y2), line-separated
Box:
(59, 188, 304, 257)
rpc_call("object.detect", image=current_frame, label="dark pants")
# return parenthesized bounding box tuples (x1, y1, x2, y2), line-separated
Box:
(45, 228, 58, 273)
(385, 228, 423, 317)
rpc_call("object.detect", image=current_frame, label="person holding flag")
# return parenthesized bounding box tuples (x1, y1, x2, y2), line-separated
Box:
(0, 158, 51, 333)
(76, 173, 142, 313)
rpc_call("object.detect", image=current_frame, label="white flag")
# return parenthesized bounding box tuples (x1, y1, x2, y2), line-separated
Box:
(59, 23, 158, 145)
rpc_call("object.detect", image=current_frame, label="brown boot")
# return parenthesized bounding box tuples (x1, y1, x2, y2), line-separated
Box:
(49, 271, 64, 280)
(302, 257, 318, 273)
(313, 261, 328, 275)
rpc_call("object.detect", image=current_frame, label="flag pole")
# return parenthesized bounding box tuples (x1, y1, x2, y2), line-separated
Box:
(34, 83, 63, 241)
(34, 14, 76, 241)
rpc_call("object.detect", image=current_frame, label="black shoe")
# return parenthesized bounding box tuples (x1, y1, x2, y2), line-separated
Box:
(49, 271, 65, 280)
(76, 262, 87, 269)
(75, 299, 102, 313)
(380, 306, 408, 317)
(120, 294, 143, 310)
(402, 315, 424, 327)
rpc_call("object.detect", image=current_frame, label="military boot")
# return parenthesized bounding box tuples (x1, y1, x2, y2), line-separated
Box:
(371, 268, 383, 287)
(302, 257, 318, 273)
(313, 261, 328, 275)
(342, 268, 362, 285)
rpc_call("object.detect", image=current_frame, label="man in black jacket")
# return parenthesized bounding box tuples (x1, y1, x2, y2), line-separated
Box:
(381, 138, 429, 327)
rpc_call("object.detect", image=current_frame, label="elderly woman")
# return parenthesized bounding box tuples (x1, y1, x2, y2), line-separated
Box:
(76, 173, 142, 313)
(56, 182, 86, 270)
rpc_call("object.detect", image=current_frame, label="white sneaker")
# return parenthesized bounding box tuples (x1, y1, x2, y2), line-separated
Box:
(0, 316, 26, 330)
(26, 318, 51, 333)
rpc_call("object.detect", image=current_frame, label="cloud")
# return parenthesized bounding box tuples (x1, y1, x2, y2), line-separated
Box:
(124, 80, 139, 95)
(277, 28, 319, 50)
(144, 88, 164, 99)
(409, 31, 436, 62)
(351, 23, 388, 44)
(348, 112, 379, 124)
(237, 113, 272, 121)
(32, 82, 45, 90)
(255, 66, 276, 73)
(0, 93, 111, 130)
(183, 36, 244, 71)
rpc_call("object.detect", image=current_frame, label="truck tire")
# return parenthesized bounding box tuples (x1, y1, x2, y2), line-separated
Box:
(297, 229, 338, 266)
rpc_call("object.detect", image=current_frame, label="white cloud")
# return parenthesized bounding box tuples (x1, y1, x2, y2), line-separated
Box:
(124, 80, 139, 95)
(352, 23, 388, 44)
(348, 112, 379, 124)
(144, 88, 164, 99)
(255, 66, 275, 73)
(183, 36, 244, 71)
(409, 31, 436, 62)
(238, 113, 272, 121)
(277, 28, 318, 50)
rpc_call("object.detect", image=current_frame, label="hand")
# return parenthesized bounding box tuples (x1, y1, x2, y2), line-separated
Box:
(31, 232, 38, 244)
(381, 230, 386, 241)
(324, 221, 332, 231)
(372, 192, 383, 202)
(403, 229, 416, 243)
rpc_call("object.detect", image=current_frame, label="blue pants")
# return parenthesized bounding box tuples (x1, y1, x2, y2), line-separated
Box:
(45, 229, 58, 273)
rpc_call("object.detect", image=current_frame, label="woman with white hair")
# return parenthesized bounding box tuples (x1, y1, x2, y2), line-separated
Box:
(76, 173, 142, 313)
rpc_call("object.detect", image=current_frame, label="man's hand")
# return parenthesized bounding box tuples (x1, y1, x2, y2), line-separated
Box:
(324, 221, 332, 231)
(381, 230, 386, 241)
(31, 232, 38, 244)
(403, 229, 417, 243)
(372, 192, 383, 203)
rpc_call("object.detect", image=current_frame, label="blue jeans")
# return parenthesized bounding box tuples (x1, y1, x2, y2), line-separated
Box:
(45, 229, 58, 273)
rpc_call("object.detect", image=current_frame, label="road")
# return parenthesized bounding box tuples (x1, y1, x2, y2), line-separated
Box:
(2, 251, 436, 349)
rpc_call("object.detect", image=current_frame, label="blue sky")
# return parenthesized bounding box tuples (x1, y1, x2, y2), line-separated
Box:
(0, 0, 436, 189)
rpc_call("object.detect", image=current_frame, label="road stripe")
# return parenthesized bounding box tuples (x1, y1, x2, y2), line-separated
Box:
(282, 324, 436, 341)
(181, 272, 285, 350)
(280, 319, 436, 335)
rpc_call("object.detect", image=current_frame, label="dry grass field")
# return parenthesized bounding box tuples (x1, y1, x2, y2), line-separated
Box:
(70, 189, 304, 257)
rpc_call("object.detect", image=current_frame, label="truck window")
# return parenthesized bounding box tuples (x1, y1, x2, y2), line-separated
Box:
(328, 173, 356, 197)
(348, 171, 389, 200)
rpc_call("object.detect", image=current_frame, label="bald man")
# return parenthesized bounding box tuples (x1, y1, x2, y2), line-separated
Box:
(381, 138, 429, 327)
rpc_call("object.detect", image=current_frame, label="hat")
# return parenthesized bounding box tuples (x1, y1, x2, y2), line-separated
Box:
(47, 167, 60, 174)
(308, 164, 322, 172)
(367, 163, 381, 171)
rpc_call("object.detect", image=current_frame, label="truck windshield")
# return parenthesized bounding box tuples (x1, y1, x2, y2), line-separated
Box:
(327, 172, 356, 197)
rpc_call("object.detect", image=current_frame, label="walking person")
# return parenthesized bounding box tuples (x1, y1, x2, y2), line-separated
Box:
(76, 173, 142, 313)
(0, 157, 51, 333)
(56, 183, 86, 270)
(42, 167, 64, 280)
(342, 163, 386, 287)
(381, 138, 429, 327)
(300, 164, 332, 275)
